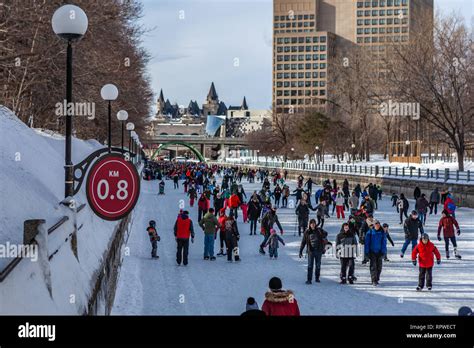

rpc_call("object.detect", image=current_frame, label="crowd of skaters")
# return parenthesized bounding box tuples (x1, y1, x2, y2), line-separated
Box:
(142, 160, 467, 315)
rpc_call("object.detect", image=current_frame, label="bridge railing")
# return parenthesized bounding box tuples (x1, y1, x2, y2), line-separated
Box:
(212, 159, 473, 184)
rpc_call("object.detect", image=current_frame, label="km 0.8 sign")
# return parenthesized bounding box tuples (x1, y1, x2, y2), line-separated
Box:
(86, 154, 140, 221)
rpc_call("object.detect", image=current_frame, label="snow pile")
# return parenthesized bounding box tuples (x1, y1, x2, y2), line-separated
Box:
(0, 106, 119, 314)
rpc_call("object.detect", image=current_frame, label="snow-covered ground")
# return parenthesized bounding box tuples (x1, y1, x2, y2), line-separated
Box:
(0, 106, 119, 314)
(112, 177, 474, 315)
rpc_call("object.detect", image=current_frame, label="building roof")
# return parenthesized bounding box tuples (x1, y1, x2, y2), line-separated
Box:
(216, 101, 228, 116)
(207, 82, 218, 101)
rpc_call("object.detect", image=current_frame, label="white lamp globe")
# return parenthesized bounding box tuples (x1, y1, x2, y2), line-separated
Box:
(126, 122, 135, 131)
(52, 4, 88, 41)
(117, 110, 129, 121)
(101, 84, 119, 101)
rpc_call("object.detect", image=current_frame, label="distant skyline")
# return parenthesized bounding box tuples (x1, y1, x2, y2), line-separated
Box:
(140, 0, 473, 113)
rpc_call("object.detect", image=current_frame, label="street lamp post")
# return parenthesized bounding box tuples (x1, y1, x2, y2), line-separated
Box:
(117, 110, 128, 154)
(351, 143, 356, 163)
(101, 84, 119, 152)
(126, 122, 135, 158)
(131, 131, 137, 164)
(406, 140, 411, 168)
(52, 4, 88, 198)
(315, 146, 320, 165)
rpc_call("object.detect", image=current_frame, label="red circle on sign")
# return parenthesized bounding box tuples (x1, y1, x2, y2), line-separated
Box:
(86, 154, 140, 221)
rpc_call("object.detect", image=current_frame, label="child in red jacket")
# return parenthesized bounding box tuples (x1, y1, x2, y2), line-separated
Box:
(412, 233, 441, 291)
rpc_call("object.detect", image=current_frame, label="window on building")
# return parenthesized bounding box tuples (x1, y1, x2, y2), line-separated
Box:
(320, 36, 327, 43)
(357, 1, 363, 8)
(365, 19, 370, 25)
(357, 10, 363, 17)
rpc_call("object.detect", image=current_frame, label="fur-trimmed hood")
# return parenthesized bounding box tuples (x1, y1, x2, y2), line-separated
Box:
(264, 289, 295, 303)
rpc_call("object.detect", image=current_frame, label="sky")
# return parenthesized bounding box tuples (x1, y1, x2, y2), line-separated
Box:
(139, 0, 473, 112)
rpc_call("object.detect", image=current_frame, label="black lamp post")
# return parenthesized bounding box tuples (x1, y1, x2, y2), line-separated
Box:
(117, 110, 128, 154)
(52, 4, 88, 198)
(126, 122, 135, 158)
(101, 84, 119, 152)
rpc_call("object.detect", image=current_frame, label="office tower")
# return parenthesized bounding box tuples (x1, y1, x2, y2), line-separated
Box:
(272, 0, 434, 116)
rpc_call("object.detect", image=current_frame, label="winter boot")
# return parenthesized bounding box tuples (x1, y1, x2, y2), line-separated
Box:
(340, 278, 347, 284)
(210, 256, 216, 261)
(427, 287, 432, 291)
(446, 250, 450, 259)
(259, 246, 266, 255)
(204, 256, 210, 260)
(348, 278, 354, 285)
(217, 249, 224, 256)
(315, 278, 320, 283)
(454, 248, 462, 259)
(400, 253, 404, 258)
(416, 286, 422, 291)
(305, 280, 312, 285)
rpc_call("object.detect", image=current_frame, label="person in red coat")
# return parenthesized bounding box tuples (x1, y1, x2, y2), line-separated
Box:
(228, 193, 241, 220)
(261, 277, 300, 316)
(437, 210, 461, 259)
(412, 233, 441, 291)
(197, 193, 210, 222)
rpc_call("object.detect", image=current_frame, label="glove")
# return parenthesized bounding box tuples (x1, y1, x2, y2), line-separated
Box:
(191, 238, 194, 244)
(299, 253, 303, 258)
(437, 236, 442, 241)
(437, 259, 441, 265)
(412, 260, 417, 266)
(457, 230, 461, 236)
(280, 230, 284, 236)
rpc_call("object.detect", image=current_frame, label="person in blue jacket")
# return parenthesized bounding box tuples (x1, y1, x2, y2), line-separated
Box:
(364, 220, 387, 286)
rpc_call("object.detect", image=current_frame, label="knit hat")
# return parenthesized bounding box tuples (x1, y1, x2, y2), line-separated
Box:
(246, 297, 259, 311)
(269, 277, 282, 291)
(458, 306, 473, 316)
(422, 233, 430, 240)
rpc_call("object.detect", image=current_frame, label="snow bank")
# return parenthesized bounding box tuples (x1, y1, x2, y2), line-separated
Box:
(0, 106, 119, 314)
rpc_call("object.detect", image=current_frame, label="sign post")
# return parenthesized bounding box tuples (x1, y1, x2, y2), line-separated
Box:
(86, 154, 140, 221)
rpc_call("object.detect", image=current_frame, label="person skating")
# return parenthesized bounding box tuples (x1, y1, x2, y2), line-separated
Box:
(158, 180, 165, 195)
(173, 173, 179, 189)
(197, 192, 210, 222)
(228, 192, 241, 220)
(299, 219, 328, 284)
(265, 228, 286, 259)
(391, 192, 399, 209)
(364, 220, 387, 286)
(429, 188, 440, 215)
(397, 193, 409, 224)
(273, 184, 282, 208)
(382, 223, 394, 261)
(261, 277, 300, 316)
(401, 211, 424, 258)
(188, 185, 197, 208)
(412, 233, 441, 291)
(248, 196, 262, 235)
(314, 200, 327, 228)
(282, 185, 290, 208)
(199, 208, 220, 261)
(336, 223, 358, 284)
(335, 191, 345, 219)
(259, 206, 283, 255)
(304, 177, 314, 194)
(437, 210, 461, 259)
(146, 220, 161, 259)
(416, 193, 429, 226)
(217, 208, 227, 256)
(213, 192, 225, 215)
(173, 210, 195, 266)
(295, 199, 313, 236)
(224, 211, 240, 262)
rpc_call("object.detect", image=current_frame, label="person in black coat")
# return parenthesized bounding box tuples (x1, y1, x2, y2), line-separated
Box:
(299, 219, 328, 284)
(295, 199, 314, 236)
(414, 186, 421, 201)
(336, 223, 358, 284)
(248, 196, 262, 235)
(401, 211, 424, 257)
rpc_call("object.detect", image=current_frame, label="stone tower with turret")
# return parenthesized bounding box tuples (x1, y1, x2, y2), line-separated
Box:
(202, 82, 220, 116)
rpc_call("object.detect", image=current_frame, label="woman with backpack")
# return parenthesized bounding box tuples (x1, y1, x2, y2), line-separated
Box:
(299, 219, 328, 284)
